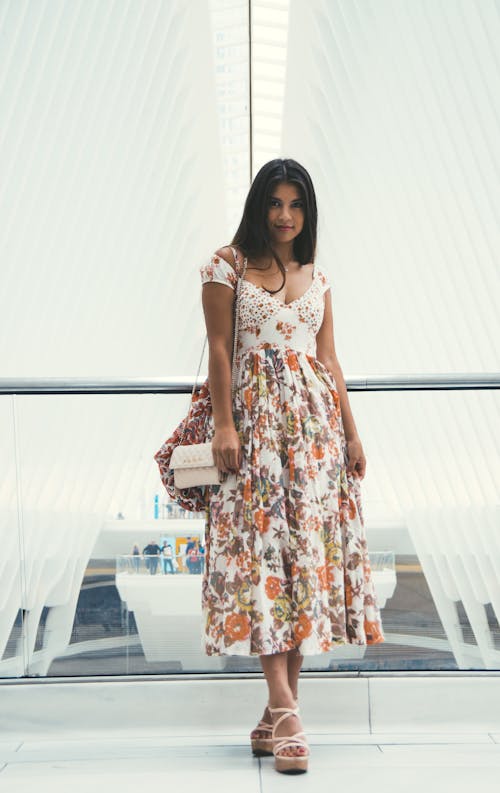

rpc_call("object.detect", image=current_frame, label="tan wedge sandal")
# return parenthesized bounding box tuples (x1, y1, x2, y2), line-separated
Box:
(269, 704, 309, 774)
(250, 717, 274, 756)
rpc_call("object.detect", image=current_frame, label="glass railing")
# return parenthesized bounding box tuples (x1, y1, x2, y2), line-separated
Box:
(117, 553, 204, 576)
(0, 374, 498, 677)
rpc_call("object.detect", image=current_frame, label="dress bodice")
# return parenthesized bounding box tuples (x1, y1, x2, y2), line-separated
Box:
(199, 252, 331, 366)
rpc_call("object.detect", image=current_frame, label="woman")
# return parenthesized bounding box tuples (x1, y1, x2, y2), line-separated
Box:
(199, 158, 385, 774)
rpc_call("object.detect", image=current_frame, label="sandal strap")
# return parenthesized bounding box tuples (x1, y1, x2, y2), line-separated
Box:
(252, 719, 273, 734)
(274, 731, 309, 756)
(268, 705, 300, 737)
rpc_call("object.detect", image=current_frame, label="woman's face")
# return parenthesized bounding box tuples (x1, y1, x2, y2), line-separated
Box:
(266, 181, 305, 245)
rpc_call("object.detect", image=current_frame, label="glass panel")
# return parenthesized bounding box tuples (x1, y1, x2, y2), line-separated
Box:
(0, 388, 498, 678)
(0, 397, 25, 677)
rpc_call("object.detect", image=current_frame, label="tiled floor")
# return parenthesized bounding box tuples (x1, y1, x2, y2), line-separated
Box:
(2, 731, 500, 792)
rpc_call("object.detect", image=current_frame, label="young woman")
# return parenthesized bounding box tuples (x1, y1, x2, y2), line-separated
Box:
(199, 158, 385, 774)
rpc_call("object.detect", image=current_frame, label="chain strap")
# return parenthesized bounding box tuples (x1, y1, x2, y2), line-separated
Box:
(177, 248, 248, 446)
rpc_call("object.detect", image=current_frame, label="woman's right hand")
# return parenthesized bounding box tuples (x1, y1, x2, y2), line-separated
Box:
(212, 426, 242, 474)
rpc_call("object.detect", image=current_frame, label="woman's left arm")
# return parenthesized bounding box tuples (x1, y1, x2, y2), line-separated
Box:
(315, 288, 366, 479)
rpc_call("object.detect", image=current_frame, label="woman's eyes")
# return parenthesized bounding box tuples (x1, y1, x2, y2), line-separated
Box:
(270, 200, 303, 207)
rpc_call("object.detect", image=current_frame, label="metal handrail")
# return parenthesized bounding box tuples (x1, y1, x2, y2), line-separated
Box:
(0, 373, 499, 395)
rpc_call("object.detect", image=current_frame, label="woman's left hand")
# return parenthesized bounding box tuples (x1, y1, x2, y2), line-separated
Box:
(345, 437, 366, 480)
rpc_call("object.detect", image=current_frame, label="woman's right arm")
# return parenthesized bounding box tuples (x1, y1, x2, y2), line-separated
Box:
(201, 248, 242, 474)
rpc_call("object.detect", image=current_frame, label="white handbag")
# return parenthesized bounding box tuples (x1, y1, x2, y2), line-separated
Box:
(170, 248, 248, 494)
(169, 441, 222, 489)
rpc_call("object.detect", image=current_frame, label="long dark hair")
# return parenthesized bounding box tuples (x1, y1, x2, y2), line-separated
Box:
(231, 158, 318, 295)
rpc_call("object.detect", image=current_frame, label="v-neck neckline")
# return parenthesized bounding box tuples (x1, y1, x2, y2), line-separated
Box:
(242, 267, 317, 308)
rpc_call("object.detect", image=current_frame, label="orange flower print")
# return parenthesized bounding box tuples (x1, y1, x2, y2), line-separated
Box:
(276, 320, 294, 340)
(294, 612, 312, 642)
(256, 414, 268, 435)
(365, 619, 385, 644)
(255, 509, 271, 535)
(317, 562, 335, 591)
(286, 351, 300, 371)
(225, 613, 250, 642)
(309, 516, 322, 532)
(244, 388, 253, 410)
(348, 497, 357, 520)
(312, 442, 324, 460)
(236, 551, 251, 573)
(243, 478, 252, 503)
(265, 575, 282, 600)
(216, 512, 233, 543)
(306, 462, 318, 481)
(345, 577, 354, 607)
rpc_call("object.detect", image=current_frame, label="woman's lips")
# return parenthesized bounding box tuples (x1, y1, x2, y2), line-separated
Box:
(277, 226, 293, 230)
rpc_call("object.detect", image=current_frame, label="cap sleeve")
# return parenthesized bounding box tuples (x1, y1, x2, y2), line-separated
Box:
(316, 266, 331, 295)
(200, 253, 238, 291)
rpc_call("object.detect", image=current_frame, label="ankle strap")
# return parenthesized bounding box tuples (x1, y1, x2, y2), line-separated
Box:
(268, 705, 300, 735)
(268, 705, 300, 715)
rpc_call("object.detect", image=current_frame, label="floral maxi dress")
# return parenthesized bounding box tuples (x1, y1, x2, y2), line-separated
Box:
(199, 252, 385, 656)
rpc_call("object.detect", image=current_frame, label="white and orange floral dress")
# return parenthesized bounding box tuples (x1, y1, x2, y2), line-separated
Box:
(199, 251, 385, 656)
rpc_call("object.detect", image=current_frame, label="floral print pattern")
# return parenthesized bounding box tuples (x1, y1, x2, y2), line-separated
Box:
(199, 253, 385, 656)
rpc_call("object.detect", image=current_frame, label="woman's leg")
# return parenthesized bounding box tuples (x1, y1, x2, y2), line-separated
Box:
(254, 648, 303, 725)
(258, 651, 307, 757)
(287, 647, 304, 701)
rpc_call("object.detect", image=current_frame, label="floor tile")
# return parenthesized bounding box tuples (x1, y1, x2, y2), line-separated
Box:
(3, 732, 500, 793)
(0, 751, 261, 793)
(378, 742, 500, 764)
(261, 760, 500, 793)
(0, 744, 20, 752)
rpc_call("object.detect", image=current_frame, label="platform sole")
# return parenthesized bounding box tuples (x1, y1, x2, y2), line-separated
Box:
(251, 738, 274, 756)
(274, 755, 309, 774)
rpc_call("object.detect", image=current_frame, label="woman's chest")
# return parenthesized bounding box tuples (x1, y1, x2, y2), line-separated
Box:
(236, 278, 325, 340)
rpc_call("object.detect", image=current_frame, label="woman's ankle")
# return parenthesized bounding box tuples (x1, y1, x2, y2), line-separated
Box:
(268, 693, 297, 710)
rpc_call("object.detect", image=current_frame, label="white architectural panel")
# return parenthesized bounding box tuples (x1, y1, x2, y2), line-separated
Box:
(0, 0, 226, 379)
(283, 0, 500, 375)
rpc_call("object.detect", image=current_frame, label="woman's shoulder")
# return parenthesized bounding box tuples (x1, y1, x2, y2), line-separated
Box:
(199, 245, 243, 290)
(214, 245, 240, 270)
(314, 263, 331, 294)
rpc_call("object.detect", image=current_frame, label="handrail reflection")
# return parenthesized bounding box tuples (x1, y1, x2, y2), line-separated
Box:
(0, 373, 499, 394)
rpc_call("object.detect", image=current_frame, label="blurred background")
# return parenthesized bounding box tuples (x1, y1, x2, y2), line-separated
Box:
(1, 0, 499, 678)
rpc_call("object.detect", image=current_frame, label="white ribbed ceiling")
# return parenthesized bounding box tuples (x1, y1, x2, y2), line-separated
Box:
(0, 0, 226, 378)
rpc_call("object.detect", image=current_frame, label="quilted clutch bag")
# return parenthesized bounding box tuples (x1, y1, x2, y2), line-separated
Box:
(169, 441, 224, 490)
